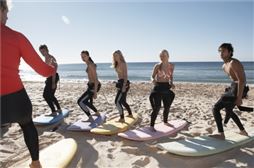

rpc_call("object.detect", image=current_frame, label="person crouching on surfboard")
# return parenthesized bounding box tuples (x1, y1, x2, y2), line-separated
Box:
(77, 50, 101, 122)
(149, 50, 175, 132)
(112, 50, 133, 122)
(39, 44, 62, 116)
(210, 43, 248, 140)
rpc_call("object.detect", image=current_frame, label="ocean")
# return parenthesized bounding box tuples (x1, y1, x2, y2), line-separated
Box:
(20, 62, 254, 84)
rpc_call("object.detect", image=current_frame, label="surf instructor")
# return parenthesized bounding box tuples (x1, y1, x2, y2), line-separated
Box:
(0, 1, 57, 167)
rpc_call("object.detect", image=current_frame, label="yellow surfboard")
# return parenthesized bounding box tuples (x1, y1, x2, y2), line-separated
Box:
(11, 138, 77, 168)
(90, 114, 139, 135)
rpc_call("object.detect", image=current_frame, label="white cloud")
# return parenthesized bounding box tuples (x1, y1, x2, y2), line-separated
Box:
(61, 15, 70, 25)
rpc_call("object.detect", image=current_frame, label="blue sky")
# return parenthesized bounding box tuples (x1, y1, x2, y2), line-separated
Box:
(7, 0, 254, 64)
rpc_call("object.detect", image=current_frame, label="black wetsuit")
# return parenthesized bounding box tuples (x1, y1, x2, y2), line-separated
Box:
(213, 82, 245, 132)
(77, 82, 101, 117)
(115, 79, 132, 119)
(43, 73, 61, 112)
(1, 89, 39, 161)
(149, 82, 175, 127)
(223, 84, 253, 125)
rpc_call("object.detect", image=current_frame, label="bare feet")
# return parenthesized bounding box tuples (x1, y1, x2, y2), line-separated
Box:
(29, 160, 42, 168)
(126, 114, 134, 118)
(239, 130, 249, 136)
(95, 112, 101, 117)
(149, 126, 157, 132)
(164, 122, 174, 127)
(56, 109, 62, 114)
(209, 133, 225, 140)
(118, 118, 125, 123)
(88, 116, 95, 123)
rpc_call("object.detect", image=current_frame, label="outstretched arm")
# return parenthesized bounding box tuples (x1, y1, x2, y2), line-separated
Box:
(18, 33, 56, 77)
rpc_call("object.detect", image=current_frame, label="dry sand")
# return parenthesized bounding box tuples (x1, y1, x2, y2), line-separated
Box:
(1, 81, 253, 168)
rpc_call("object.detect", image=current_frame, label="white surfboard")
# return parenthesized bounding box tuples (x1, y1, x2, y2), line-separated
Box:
(157, 130, 254, 156)
(67, 112, 107, 131)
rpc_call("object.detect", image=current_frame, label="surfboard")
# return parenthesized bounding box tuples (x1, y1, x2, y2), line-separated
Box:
(33, 109, 69, 125)
(118, 120, 188, 141)
(157, 130, 254, 156)
(11, 138, 77, 168)
(67, 112, 107, 131)
(90, 113, 139, 135)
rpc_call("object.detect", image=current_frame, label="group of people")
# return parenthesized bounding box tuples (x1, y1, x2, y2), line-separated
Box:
(77, 50, 134, 123)
(0, 1, 251, 168)
(77, 49, 176, 133)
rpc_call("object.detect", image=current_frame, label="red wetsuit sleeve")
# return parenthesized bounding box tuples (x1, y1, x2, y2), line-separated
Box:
(18, 33, 56, 77)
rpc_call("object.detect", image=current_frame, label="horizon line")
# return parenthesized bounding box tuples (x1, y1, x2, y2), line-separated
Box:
(59, 60, 254, 65)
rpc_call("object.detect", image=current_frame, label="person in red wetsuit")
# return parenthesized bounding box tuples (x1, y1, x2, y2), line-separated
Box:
(0, 1, 56, 168)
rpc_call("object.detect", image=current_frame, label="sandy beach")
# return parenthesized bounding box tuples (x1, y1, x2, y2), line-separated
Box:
(1, 81, 253, 168)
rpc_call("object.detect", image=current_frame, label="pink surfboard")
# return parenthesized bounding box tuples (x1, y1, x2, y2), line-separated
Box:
(118, 120, 188, 141)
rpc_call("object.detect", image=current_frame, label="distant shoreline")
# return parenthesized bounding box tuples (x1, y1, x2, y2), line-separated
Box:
(58, 61, 254, 65)
(23, 80, 254, 87)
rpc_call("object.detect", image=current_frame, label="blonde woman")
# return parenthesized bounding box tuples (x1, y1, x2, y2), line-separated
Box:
(149, 50, 175, 132)
(112, 50, 133, 122)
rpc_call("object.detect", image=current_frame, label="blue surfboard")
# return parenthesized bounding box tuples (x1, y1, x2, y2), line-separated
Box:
(67, 112, 107, 131)
(33, 109, 69, 125)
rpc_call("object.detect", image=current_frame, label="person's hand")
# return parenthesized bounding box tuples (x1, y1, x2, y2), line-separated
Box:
(235, 97, 242, 106)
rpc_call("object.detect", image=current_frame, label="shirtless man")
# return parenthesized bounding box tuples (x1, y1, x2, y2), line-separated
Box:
(39, 45, 61, 116)
(210, 43, 248, 140)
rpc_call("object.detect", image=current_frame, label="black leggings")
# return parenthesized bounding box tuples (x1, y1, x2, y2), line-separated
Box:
(19, 120, 39, 161)
(43, 73, 60, 112)
(213, 82, 245, 132)
(149, 83, 175, 127)
(77, 83, 101, 117)
(77, 90, 97, 117)
(115, 88, 132, 119)
(1, 89, 39, 161)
